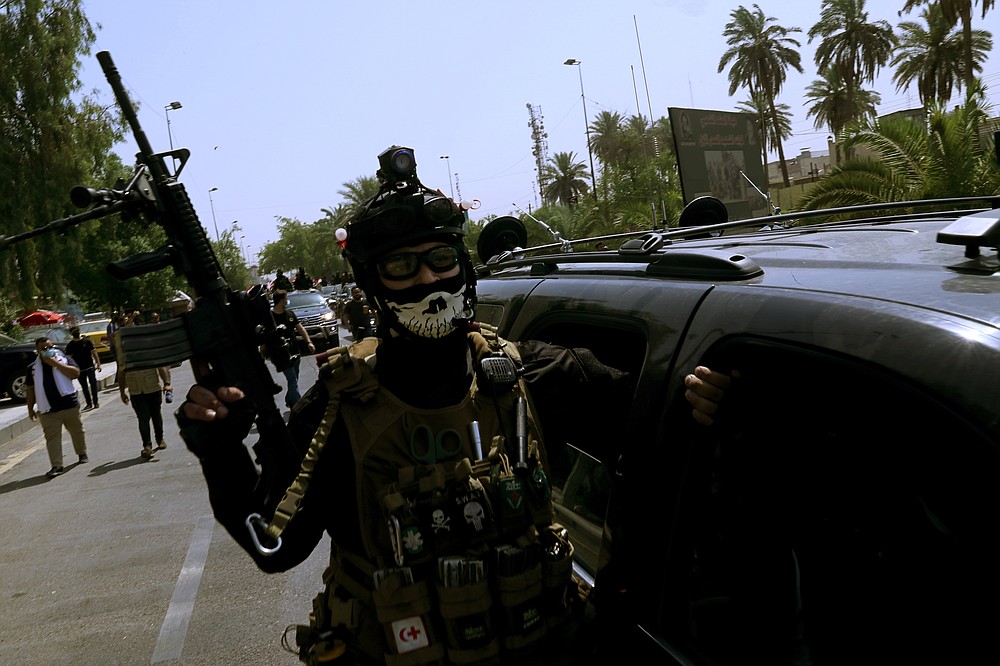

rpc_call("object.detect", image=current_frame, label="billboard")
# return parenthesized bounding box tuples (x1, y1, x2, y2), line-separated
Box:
(668, 107, 769, 220)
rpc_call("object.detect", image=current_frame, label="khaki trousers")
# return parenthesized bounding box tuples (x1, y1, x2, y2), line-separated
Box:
(39, 406, 87, 467)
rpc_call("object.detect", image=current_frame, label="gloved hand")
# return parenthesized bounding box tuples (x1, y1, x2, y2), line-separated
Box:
(177, 385, 256, 459)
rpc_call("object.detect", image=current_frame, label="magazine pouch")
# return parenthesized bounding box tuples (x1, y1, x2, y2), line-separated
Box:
(493, 541, 546, 656)
(539, 524, 576, 628)
(436, 572, 499, 664)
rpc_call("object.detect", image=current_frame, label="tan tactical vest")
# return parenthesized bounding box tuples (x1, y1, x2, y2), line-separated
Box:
(299, 331, 576, 666)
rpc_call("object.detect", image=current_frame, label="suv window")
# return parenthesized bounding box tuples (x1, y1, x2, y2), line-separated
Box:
(650, 340, 1000, 663)
(520, 317, 647, 578)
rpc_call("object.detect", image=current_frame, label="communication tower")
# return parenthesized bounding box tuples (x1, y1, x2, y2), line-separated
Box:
(527, 103, 548, 201)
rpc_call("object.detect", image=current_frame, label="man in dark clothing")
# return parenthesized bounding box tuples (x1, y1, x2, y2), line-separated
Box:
(343, 286, 373, 340)
(26, 337, 88, 478)
(66, 326, 102, 410)
(272, 289, 315, 409)
(293, 267, 313, 290)
(179, 146, 731, 663)
(274, 269, 293, 292)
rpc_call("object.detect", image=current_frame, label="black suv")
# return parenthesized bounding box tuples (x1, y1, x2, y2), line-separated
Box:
(0, 327, 72, 403)
(474, 196, 1000, 664)
(285, 289, 340, 351)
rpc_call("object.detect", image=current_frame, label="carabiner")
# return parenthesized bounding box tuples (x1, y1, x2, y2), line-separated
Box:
(246, 513, 282, 556)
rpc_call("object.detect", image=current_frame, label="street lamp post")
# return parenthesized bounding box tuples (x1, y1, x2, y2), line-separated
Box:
(439, 155, 455, 200)
(208, 187, 219, 241)
(165, 101, 182, 150)
(165, 101, 182, 171)
(232, 221, 248, 264)
(563, 59, 598, 202)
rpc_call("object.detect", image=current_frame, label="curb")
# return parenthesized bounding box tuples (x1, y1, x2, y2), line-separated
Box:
(0, 364, 118, 446)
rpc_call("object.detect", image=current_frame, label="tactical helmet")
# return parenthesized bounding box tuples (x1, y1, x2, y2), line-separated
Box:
(344, 146, 465, 266)
(341, 146, 477, 338)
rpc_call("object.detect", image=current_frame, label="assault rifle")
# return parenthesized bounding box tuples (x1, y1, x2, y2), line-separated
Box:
(0, 52, 300, 537)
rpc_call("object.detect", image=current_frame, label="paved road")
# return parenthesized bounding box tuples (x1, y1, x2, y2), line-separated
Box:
(0, 330, 356, 665)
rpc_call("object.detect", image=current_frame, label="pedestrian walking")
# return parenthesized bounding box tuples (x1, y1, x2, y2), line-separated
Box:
(65, 325, 102, 410)
(118, 365, 173, 459)
(26, 336, 88, 478)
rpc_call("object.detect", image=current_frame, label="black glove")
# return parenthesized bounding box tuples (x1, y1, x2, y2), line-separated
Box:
(176, 394, 257, 460)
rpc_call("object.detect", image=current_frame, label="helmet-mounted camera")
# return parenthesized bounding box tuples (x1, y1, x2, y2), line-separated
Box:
(344, 145, 466, 265)
(376, 146, 417, 186)
(337, 144, 481, 337)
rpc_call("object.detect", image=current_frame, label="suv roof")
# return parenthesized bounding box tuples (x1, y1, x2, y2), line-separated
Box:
(474, 195, 1000, 663)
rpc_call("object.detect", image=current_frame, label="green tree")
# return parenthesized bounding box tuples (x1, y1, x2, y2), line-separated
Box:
(337, 175, 380, 219)
(901, 0, 996, 93)
(718, 4, 804, 187)
(893, 2, 992, 106)
(804, 67, 881, 138)
(588, 111, 626, 167)
(808, 0, 896, 150)
(214, 228, 251, 291)
(799, 82, 1000, 211)
(540, 152, 590, 207)
(308, 212, 349, 280)
(0, 0, 126, 310)
(258, 216, 315, 276)
(737, 91, 794, 170)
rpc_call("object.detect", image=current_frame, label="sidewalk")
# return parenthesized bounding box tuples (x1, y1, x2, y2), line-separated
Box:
(0, 362, 118, 445)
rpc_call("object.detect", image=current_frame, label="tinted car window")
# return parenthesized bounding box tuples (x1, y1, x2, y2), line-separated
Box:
(515, 317, 646, 579)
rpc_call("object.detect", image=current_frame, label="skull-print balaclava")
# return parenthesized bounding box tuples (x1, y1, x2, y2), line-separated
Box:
(339, 145, 477, 341)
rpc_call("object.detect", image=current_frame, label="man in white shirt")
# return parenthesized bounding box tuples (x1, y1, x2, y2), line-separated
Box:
(26, 337, 88, 478)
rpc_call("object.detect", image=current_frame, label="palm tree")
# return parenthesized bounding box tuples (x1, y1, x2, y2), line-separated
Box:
(718, 4, 804, 187)
(900, 0, 996, 92)
(336, 175, 380, 218)
(736, 91, 794, 171)
(588, 111, 625, 168)
(799, 82, 1000, 210)
(541, 151, 590, 207)
(804, 67, 881, 139)
(808, 0, 896, 143)
(893, 2, 992, 105)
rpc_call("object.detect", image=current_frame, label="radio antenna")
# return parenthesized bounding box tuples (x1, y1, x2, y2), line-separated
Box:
(739, 169, 779, 215)
(512, 202, 573, 252)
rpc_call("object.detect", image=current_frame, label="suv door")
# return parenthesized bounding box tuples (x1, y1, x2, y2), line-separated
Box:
(619, 287, 1000, 664)
(477, 274, 712, 582)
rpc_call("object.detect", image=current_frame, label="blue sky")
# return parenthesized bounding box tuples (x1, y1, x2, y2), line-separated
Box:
(78, 1, 999, 260)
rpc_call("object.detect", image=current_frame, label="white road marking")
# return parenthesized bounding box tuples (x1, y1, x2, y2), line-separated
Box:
(151, 515, 215, 663)
(0, 441, 43, 476)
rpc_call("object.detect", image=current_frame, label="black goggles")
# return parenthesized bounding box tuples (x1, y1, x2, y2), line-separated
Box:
(377, 245, 461, 280)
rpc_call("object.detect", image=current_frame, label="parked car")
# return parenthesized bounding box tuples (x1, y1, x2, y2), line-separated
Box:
(0, 327, 72, 403)
(76, 318, 112, 361)
(285, 289, 339, 352)
(473, 195, 1000, 664)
